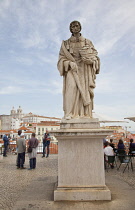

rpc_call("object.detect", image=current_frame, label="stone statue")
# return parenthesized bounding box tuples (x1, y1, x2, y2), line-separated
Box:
(57, 21, 100, 120)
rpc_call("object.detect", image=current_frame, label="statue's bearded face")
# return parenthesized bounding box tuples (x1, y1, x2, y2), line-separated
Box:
(70, 21, 81, 34)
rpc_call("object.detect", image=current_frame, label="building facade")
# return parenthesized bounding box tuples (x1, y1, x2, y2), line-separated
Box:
(36, 121, 60, 141)
(0, 106, 61, 130)
(0, 106, 24, 130)
(22, 113, 61, 123)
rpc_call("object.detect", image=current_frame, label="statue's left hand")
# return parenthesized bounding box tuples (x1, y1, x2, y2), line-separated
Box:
(82, 57, 93, 64)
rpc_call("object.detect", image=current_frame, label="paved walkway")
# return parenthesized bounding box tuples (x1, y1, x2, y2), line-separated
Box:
(0, 153, 135, 210)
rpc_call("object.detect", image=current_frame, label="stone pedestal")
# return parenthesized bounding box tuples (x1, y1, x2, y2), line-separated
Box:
(51, 118, 112, 201)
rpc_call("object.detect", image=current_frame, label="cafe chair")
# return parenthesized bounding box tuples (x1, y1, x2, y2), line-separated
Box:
(104, 155, 117, 171)
(117, 154, 133, 173)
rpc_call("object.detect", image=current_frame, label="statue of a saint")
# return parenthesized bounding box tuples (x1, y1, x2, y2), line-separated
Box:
(57, 21, 100, 120)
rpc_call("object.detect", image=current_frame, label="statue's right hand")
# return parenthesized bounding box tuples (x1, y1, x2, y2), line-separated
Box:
(70, 62, 77, 71)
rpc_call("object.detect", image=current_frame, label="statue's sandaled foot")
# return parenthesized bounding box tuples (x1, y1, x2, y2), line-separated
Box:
(65, 116, 72, 120)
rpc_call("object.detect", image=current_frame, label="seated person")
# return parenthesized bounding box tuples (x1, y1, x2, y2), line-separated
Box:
(103, 138, 107, 148)
(129, 139, 135, 154)
(109, 139, 115, 148)
(104, 141, 115, 168)
(109, 139, 117, 153)
(117, 139, 126, 155)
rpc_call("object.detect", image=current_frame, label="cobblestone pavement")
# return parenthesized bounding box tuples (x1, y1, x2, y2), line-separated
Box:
(106, 156, 135, 189)
(0, 153, 135, 210)
(0, 153, 58, 210)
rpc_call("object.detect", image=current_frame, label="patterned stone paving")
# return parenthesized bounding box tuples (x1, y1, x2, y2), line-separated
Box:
(0, 153, 58, 210)
(0, 153, 135, 210)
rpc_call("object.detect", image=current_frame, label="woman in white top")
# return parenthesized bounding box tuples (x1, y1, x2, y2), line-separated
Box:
(104, 141, 115, 169)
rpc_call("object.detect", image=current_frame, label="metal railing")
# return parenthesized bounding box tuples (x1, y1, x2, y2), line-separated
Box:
(0, 140, 58, 155)
(37, 141, 58, 154)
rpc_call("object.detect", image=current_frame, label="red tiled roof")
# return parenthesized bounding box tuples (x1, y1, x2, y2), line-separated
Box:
(18, 126, 29, 130)
(0, 130, 11, 133)
(20, 122, 29, 125)
(24, 131, 33, 133)
(0, 130, 17, 133)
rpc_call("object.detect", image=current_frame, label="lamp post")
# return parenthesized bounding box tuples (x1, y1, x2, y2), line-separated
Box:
(125, 126, 127, 138)
(125, 126, 131, 138)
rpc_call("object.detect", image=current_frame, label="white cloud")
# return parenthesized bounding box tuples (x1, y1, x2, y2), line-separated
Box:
(36, 53, 58, 65)
(95, 72, 115, 94)
(0, 0, 11, 18)
(19, 31, 45, 49)
(94, 103, 135, 131)
(96, 63, 135, 94)
(94, 103, 135, 121)
(0, 75, 62, 96)
(0, 0, 135, 131)
(15, 57, 33, 65)
(86, 1, 135, 55)
(131, 43, 135, 57)
(51, 80, 63, 94)
(0, 86, 23, 95)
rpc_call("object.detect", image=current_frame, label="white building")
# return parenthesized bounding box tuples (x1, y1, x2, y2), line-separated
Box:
(36, 121, 60, 141)
(0, 106, 24, 130)
(0, 115, 11, 130)
(22, 113, 61, 123)
(11, 118, 23, 130)
(0, 106, 61, 130)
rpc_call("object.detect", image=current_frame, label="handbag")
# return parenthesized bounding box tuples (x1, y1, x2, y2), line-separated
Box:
(27, 146, 32, 153)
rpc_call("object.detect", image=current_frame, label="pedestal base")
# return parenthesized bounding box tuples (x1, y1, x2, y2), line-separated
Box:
(51, 118, 113, 201)
(54, 186, 111, 201)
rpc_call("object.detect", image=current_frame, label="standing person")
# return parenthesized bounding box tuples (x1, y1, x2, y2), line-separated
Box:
(3, 134, 9, 157)
(16, 130, 22, 166)
(57, 20, 100, 119)
(16, 133, 26, 169)
(28, 133, 39, 170)
(42, 130, 51, 158)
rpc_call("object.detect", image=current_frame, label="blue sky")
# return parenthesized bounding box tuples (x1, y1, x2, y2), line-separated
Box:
(0, 0, 135, 130)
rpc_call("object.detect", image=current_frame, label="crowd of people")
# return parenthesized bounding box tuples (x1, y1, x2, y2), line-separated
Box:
(2, 130, 51, 170)
(2, 132, 135, 170)
(104, 138, 135, 169)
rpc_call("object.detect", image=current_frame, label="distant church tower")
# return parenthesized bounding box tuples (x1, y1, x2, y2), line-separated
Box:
(17, 106, 23, 119)
(10, 106, 16, 116)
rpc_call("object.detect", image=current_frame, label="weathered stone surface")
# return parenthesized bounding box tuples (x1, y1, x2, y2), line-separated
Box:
(52, 122, 113, 201)
(57, 21, 100, 119)
(54, 186, 111, 201)
(60, 118, 100, 129)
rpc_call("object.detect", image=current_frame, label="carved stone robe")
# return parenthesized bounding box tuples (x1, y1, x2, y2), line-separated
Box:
(57, 35, 100, 119)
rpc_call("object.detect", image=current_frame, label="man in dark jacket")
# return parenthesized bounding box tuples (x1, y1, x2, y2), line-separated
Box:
(3, 134, 9, 157)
